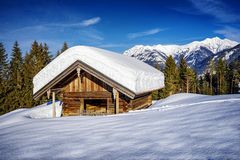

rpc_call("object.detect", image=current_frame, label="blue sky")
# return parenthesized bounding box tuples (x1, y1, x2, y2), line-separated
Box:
(0, 0, 240, 56)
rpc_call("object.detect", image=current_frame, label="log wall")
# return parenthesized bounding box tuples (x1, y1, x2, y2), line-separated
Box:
(61, 71, 152, 116)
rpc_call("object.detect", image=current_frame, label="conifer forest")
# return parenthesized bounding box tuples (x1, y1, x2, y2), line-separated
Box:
(0, 41, 239, 115)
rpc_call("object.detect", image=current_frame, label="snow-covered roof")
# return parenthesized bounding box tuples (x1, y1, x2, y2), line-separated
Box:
(33, 46, 164, 97)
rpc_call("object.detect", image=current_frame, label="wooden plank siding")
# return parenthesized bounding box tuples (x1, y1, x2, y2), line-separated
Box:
(130, 94, 152, 110)
(64, 72, 112, 93)
(62, 71, 152, 116)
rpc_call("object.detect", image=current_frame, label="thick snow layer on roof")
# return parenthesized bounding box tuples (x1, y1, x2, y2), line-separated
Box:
(1, 93, 240, 159)
(33, 46, 164, 95)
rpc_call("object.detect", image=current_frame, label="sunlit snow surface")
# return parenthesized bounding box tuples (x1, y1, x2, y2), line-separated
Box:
(0, 93, 240, 160)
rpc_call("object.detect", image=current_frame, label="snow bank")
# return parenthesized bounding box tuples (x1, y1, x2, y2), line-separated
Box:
(33, 46, 164, 95)
(0, 93, 240, 160)
(151, 93, 208, 108)
(26, 101, 62, 119)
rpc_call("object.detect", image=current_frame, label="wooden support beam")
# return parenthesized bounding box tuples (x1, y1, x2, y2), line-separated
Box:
(115, 90, 119, 114)
(107, 98, 109, 114)
(80, 98, 84, 115)
(52, 92, 56, 118)
(51, 88, 63, 93)
(47, 90, 51, 99)
(63, 91, 112, 99)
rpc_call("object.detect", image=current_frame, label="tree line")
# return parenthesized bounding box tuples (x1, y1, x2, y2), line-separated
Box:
(153, 55, 240, 99)
(0, 41, 239, 115)
(0, 41, 68, 115)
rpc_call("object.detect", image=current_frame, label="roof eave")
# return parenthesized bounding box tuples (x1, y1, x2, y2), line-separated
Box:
(33, 60, 137, 100)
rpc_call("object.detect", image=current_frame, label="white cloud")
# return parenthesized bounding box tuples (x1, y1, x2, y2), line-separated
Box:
(215, 26, 240, 42)
(80, 17, 101, 27)
(189, 0, 240, 23)
(50, 17, 101, 27)
(128, 28, 163, 39)
(9, 17, 101, 34)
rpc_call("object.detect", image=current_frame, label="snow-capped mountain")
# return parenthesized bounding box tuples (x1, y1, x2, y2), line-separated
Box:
(213, 44, 240, 64)
(123, 37, 239, 74)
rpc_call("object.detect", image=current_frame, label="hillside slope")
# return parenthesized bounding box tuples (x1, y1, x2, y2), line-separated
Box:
(0, 94, 240, 160)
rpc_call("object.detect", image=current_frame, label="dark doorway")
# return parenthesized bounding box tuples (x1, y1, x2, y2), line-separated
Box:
(84, 99, 107, 114)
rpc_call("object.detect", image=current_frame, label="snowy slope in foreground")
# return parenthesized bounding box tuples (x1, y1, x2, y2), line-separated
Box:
(0, 94, 240, 160)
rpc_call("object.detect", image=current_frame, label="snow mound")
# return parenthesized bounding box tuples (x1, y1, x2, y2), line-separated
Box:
(151, 93, 208, 107)
(26, 101, 62, 119)
(33, 46, 164, 96)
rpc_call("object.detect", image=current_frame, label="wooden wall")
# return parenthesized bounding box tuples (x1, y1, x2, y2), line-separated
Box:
(61, 71, 152, 116)
(64, 71, 112, 92)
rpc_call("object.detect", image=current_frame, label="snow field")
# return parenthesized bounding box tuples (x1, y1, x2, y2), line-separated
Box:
(0, 93, 240, 160)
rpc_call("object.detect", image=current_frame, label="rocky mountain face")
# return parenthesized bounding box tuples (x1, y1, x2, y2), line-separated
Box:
(213, 44, 240, 64)
(123, 37, 239, 74)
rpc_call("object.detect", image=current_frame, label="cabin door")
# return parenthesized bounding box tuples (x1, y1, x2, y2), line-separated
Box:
(83, 99, 107, 115)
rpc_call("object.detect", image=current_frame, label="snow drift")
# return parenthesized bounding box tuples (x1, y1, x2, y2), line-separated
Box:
(26, 101, 62, 119)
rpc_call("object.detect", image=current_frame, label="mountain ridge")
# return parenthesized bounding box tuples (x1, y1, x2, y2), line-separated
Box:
(123, 37, 239, 74)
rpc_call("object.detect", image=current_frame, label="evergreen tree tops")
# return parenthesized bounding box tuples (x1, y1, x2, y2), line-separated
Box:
(56, 42, 69, 57)
(22, 41, 52, 107)
(9, 41, 23, 89)
(0, 41, 53, 114)
(0, 43, 8, 114)
(0, 43, 8, 81)
(163, 55, 179, 96)
(178, 55, 197, 93)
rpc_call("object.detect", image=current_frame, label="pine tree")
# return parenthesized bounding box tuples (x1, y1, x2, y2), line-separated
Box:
(38, 43, 52, 68)
(22, 52, 35, 107)
(9, 42, 23, 88)
(198, 76, 204, 94)
(5, 41, 24, 112)
(185, 67, 197, 93)
(228, 61, 240, 93)
(179, 55, 188, 92)
(208, 59, 215, 95)
(61, 42, 68, 53)
(43, 43, 52, 65)
(178, 56, 197, 93)
(203, 71, 212, 95)
(56, 50, 61, 56)
(0, 43, 8, 114)
(22, 41, 52, 107)
(234, 61, 240, 93)
(0, 43, 8, 80)
(217, 58, 227, 94)
(163, 56, 179, 96)
(56, 42, 68, 57)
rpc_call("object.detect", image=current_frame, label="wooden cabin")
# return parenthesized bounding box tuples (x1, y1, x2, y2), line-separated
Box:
(33, 46, 164, 116)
